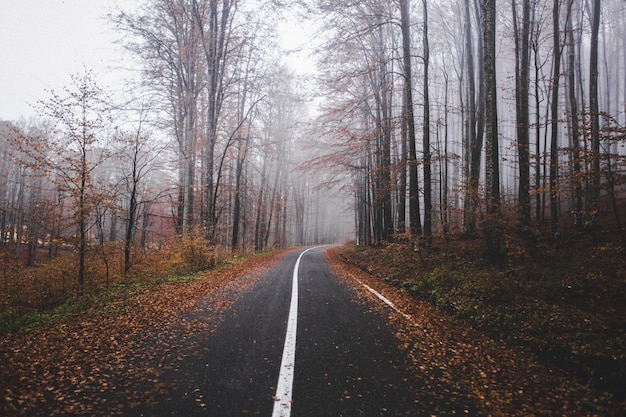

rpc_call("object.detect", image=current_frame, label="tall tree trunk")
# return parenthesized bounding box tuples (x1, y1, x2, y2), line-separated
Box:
(481, 0, 504, 262)
(182, 58, 196, 234)
(589, 0, 601, 200)
(442, 70, 450, 237)
(532, 24, 543, 224)
(550, 0, 563, 237)
(400, 0, 422, 236)
(513, 0, 532, 231)
(397, 89, 408, 234)
(381, 81, 394, 242)
(372, 20, 394, 243)
(422, 0, 432, 245)
(462, 0, 483, 237)
(567, 0, 582, 227)
(254, 157, 267, 252)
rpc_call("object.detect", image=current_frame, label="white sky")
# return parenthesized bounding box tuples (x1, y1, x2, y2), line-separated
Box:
(0, 0, 132, 121)
(0, 1, 316, 122)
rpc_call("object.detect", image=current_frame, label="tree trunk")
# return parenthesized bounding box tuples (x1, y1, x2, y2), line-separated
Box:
(513, 0, 532, 231)
(231, 156, 244, 251)
(124, 155, 138, 279)
(422, 0, 432, 245)
(589, 0, 601, 200)
(397, 88, 408, 234)
(481, 0, 505, 262)
(550, 0, 563, 238)
(78, 156, 87, 295)
(567, 0, 582, 227)
(462, 0, 482, 237)
(400, 0, 422, 236)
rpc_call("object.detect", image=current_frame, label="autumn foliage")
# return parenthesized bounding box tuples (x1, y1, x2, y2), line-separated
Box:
(0, 249, 285, 416)
(0, 233, 221, 335)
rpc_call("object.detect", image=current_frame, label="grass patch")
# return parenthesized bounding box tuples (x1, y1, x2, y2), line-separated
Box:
(0, 300, 82, 335)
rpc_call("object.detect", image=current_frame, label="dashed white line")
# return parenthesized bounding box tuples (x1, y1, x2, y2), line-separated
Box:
(271, 247, 316, 417)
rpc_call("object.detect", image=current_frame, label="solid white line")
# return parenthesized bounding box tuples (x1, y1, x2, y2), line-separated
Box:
(360, 282, 395, 308)
(357, 280, 417, 325)
(271, 247, 316, 417)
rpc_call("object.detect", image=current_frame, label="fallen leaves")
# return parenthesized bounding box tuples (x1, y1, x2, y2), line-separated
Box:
(326, 247, 623, 416)
(0, 250, 287, 417)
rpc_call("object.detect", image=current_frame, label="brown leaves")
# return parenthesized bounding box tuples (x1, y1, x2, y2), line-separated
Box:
(0, 250, 286, 416)
(326, 247, 615, 416)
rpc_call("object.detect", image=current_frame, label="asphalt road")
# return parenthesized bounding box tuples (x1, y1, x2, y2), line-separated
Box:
(133, 246, 435, 416)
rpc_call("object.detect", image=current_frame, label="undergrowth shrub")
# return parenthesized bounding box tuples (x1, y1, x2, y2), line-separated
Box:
(0, 232, 220, 335)
(156, 231, 217, 275)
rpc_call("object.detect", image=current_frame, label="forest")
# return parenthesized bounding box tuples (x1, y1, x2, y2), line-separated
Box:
(310, 0, 626, 251)
(0, 1, 352, 312)
(1, 0, 626, 407)
(0, 0, 626, 415)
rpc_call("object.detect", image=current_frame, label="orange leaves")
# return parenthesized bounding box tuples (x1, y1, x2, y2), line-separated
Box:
(0, 250, 287, 416)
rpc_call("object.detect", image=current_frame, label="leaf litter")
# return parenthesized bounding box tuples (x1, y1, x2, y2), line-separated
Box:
(0, 250, 286, 416)
(325, 247, 621, 416)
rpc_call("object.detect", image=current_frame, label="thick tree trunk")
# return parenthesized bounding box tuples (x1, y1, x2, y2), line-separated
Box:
(481, 0, 505, 262)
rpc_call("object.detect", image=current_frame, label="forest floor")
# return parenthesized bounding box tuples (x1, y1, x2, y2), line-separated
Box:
(336, 226, 626, 415)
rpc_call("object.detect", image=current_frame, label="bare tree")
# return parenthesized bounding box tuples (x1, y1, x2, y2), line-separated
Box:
(512, 0, 532, 231)
(113, 0, 204, 235)
(400, 0, 422, 237)
(191, 0, 238, 238)
(117, 112, 164, 279)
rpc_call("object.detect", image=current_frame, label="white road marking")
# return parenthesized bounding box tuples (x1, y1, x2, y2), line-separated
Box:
(272, 247, 316, 417)
(356, 279, 419, 327)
